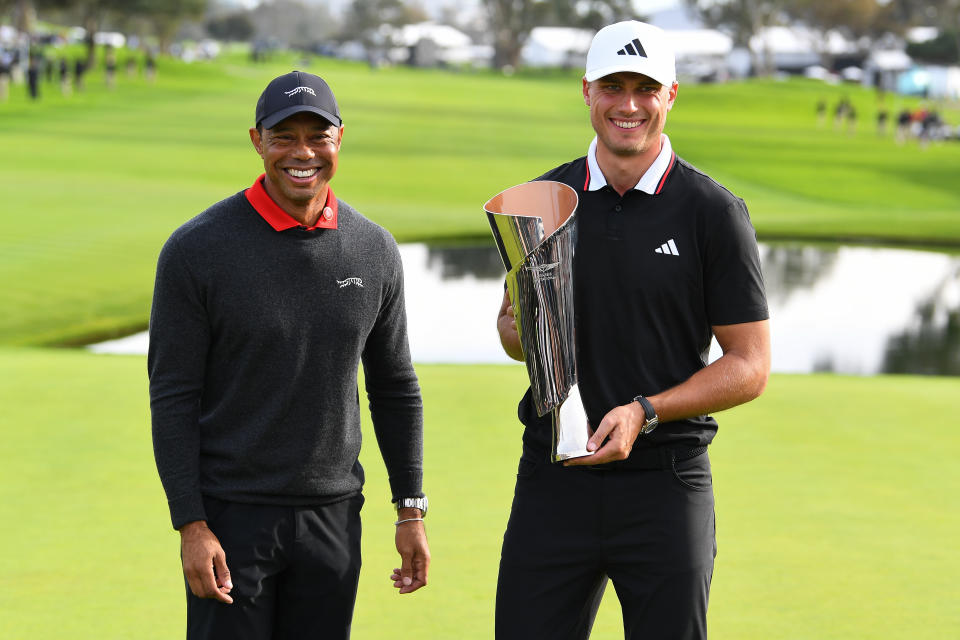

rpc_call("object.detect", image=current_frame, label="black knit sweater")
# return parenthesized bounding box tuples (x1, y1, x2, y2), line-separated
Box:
(148, 190, 423, 529)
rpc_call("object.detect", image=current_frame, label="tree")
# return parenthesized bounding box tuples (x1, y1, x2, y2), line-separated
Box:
(787, 0, 881, 36)
(483, 0, 635, 70)
(907, 29, 960, 63)
(143, 0, 206, 53)
(251, 0, 339, 51)
(783, 0, 882, 68)
(919, 0, 960, 65)
(485, 0, 549, 69)
(206, 11, 254, 43)
(683, 0, 785, 75)
(341, 0, 427, 60)
(7, 0, 36, 34)
(36, 0, 131, 66)
(550, 0, 634, 31)
(35, 0, 207, 64)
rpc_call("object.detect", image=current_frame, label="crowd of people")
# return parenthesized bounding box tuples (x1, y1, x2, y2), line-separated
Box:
(894, 105, 953, 146)
(0, 43, 155, 102)
(817, 94, 957, 146)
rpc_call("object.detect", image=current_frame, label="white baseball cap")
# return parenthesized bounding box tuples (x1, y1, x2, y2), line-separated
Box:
(585, 21, 676, 86)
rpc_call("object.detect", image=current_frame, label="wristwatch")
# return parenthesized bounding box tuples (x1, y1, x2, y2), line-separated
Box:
(632, 395, 659, 435)
(395, 496, 428, 517)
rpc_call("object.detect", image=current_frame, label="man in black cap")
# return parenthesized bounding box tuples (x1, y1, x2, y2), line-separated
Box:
(149, 71, 430, 639)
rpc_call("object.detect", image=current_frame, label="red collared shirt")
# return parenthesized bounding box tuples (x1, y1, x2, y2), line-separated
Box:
(244, 173, 339, 231)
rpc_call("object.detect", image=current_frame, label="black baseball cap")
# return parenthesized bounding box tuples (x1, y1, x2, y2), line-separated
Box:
(255, 70, 342, 130)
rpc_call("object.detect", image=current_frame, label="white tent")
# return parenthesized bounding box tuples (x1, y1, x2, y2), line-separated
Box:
(388, 22, 482, 66)
(750, 26, 858, 70)
(669, 29, 733, 81)
(393, 22, 472, 49)
(521, 27, 593, 68)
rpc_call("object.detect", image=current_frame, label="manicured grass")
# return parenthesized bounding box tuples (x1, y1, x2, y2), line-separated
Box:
(1, 349, 957, 638)
(1, 53, 959, 346)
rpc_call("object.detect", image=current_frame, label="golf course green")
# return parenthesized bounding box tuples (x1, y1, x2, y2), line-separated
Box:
(1, 50, 958, 638)
(1, 351, 957, 638)
(1, 51, 959, 347)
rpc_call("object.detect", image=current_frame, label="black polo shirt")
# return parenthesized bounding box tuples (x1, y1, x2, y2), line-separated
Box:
(518, 142, 768, 465)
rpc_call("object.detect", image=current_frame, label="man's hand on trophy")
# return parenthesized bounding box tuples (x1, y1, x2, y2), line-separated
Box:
(564, 402, 645, 466)
(497, 289, 524, 362)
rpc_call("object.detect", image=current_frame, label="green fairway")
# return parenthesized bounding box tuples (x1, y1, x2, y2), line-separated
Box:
(0, 349, 957, 638)
(1, 53, 959, 346)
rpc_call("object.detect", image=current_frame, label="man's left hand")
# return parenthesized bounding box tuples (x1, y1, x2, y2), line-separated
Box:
(564, 401, 645, 466)
(390, 509, 430, 594)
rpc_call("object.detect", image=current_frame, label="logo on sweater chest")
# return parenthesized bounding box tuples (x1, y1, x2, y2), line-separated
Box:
(337, 277, 364, 288)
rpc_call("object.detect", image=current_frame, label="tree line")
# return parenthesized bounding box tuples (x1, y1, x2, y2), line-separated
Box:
(683, 0, 960, 74)
(3, 0, 959, 72)
(2, 0, 205, 67)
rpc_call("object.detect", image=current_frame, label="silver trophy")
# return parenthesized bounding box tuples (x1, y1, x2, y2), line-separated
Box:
(485, 181, 590, 462)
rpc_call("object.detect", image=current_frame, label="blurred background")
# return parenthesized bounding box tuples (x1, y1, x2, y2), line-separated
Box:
(3, 0, 960, 97)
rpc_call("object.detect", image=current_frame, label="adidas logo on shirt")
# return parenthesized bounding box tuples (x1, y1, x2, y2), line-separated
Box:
(616, 39, 647, 57)
(655, 239, 679, 256)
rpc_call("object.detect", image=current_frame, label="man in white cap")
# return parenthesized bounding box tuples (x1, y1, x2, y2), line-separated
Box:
(495, 21, 770, 639)
(149, 71, 430, 638)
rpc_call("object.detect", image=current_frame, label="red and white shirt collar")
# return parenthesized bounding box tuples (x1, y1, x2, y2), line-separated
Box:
(585, 133, 675, 194)
(244, 173, 339, 231)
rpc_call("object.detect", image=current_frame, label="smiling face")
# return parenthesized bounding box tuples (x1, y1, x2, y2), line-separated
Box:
(249, 111, 343, 217)
(583, 72, 677, 160)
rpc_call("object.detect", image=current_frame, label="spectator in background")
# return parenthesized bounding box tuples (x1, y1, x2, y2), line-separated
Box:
(846, 103, 857, 135)
(896, 108, 911, 144)
(0, 51, 11, 102)
(105, 45, 117, 90)
(27, 53, 40, 100)
(43, 52, 53, 84)
(59, 57, 70, 96)
(833, 97, 849, 131)
(911, 105, 929, 141)
(876, 107, 888, 136)
(73, 58, 85, 92)
(145, 51, 156, 83)
(920, 109, 943, 149)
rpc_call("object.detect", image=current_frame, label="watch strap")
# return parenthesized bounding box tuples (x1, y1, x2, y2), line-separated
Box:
(632, 395, 659, 435)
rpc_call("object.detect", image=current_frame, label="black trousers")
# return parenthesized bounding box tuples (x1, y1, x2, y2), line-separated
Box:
(186, 494, 364, 640)
(495, 449, 716, 640)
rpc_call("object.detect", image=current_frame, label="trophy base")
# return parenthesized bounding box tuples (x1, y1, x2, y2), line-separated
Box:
(551, 384, 592, 462)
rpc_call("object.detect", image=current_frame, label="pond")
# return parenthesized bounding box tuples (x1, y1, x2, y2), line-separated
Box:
(90, 242, 960, 376)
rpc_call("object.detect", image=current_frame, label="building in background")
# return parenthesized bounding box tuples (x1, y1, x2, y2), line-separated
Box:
(520, 27, 593, 70)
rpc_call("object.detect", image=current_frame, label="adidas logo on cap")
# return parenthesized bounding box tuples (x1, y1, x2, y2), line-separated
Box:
(617, 39, 647, 58)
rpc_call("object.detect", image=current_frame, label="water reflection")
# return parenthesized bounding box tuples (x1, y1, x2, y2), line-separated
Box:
(882, 262, 960, 375)
(91, 242, 960, 376)
(754, 244, 960, 375)
(413, 242, 960, 376)
(760, 244, 839, 307)
(425, 245, 506, 280)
